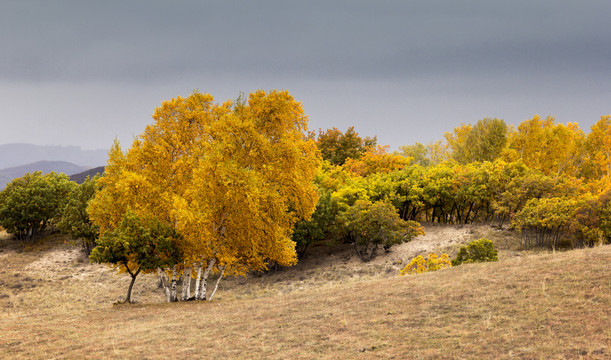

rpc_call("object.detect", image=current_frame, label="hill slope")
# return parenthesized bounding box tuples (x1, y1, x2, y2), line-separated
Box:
(0, 229, 609, 359)
(0, 160, 89, 189)
(69, 166, 105, 184)
(0, 143, 107, 169)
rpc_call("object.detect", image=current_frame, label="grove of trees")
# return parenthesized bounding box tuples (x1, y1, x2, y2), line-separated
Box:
(295, 115, 611, 257)
(0, 89, 609, 303)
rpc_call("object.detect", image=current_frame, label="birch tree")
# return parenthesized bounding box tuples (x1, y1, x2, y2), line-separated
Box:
(173, 90, 321, 298)
(88, 90, 321, 302)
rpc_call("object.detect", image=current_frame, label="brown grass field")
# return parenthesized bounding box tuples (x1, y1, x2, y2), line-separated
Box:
(0, 226, 609, 359)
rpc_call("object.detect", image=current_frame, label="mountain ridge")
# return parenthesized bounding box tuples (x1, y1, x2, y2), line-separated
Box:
(0, 143, 107, 169)
(0, 160, 91, 189)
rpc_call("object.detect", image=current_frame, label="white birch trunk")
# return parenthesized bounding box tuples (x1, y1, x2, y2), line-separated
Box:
(158, 268, 171, 302)
(181, 266, 192, 301)
(207, 265, 226, 301)
(193, 262, 203, 300)
(170, 265, 178, 302)
(198, 259, 216, 300)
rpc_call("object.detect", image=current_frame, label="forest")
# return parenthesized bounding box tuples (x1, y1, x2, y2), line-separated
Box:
(0, 90, 609, 304)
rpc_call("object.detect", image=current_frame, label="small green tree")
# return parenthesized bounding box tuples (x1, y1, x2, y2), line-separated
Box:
(452, 238, 499, 266)
(340, 200, 424, 262)
(89, 211, 182, 303)
(58, 176, 100, 254)
(0, 171, 76, 240)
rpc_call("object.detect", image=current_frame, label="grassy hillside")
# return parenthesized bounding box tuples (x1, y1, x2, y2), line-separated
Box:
(0, 228, 609, 359)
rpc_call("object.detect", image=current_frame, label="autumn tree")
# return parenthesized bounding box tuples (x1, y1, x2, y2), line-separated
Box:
(571, 189, 611, 247)
(396, 141, 448, 167)
(584, 115, 611, 188)
(504, 115, 585, 177)
(88, 90, 321, 302)
(313, 126, 377, 166)
(343, 145, 410, 177)
(88, 92, 223, 301)
(445, 118, 508, 164)
(444, 123, 472, 164)
(396, 142, 430, 166)
(426, 140, 450, 166)
(173, 90, 321, 300)
(513, 197, 582, 250)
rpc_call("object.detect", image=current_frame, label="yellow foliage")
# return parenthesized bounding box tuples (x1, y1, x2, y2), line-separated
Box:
(88, 90, 321, 278)
(400, 253, 452, 275)
(343, 145, 409, 177)
(505, 115, 585, 177)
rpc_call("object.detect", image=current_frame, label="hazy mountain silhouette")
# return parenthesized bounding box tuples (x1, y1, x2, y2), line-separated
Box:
(69, 166, 105, 184)
(0, 143, 107, 169)
(0, 161, 89, 189)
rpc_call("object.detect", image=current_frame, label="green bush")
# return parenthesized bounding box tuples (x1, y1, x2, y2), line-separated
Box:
(0, 171, 76, 240)
(452, 238, 498, 266)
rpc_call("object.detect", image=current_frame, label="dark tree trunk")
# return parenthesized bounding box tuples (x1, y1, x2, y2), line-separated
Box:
(125, 267, 141, 303)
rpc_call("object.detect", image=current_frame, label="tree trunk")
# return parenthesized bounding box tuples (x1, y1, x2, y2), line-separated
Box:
(193, 262, 203, 300)
(464, 202, 474, 224)
(207, 265, 226, 301)
(181, 266, 192, 301)
(158, 269, 171, 302)
(170, 265, 178, 302)
(125, 268, 140, 303)
(198, 259, 216, 300)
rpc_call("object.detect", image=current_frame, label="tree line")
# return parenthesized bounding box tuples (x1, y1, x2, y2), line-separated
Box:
(295, 115, 611, 257)
(0, 90, 609, 303)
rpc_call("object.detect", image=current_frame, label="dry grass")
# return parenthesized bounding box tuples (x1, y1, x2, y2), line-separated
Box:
(0, 227, 609, 359)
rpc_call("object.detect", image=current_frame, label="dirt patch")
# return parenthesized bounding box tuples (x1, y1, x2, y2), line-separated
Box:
(24, 247, 90, 280)
(377, 222, 476, 263)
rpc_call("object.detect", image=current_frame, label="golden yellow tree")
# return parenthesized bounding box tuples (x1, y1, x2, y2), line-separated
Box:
(88, 93, 221, 301)
(585, 115, 611, 191)
(88, 90, 321, 302)
(504, 115, 585, 177)
(444, 123, 472, 163)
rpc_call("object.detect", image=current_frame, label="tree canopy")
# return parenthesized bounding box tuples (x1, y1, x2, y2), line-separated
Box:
(312, 126, 377, 166)
(87, 90, 321, 301)
(0, 171, 76, 240)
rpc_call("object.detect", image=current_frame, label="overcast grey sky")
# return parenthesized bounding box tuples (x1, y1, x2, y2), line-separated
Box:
(1, 1, 609, 151)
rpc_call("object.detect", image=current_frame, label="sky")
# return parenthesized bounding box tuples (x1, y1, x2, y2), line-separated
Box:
(1, 1, 610, 151)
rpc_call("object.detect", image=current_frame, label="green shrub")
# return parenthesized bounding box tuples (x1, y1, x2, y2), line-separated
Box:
(452, 238, 498, 266)
(0, 171, 76, 240)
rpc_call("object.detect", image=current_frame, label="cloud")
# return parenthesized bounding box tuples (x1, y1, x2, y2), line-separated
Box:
(2, 1, 610, 83)
(0, 1, 609, 151)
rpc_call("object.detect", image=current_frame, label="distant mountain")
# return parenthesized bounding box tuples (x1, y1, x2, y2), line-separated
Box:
(0, 161, 89, 189)
(69, 166, 105, 184)
(0, 143, 107, 169)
